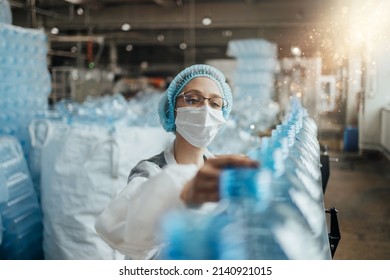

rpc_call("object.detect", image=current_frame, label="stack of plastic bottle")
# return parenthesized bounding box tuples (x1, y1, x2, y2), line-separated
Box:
(54, 93, 129, 127)
(53, 90, 164, 128)
(209, 39, 281, 155)
(0, 20, 51, 160)
(126, 90, 163, 127)
(226, 38, 280, 132)
(0, 0, 12, 24)
(0, 136, 43, 259)
(160, 97, 331, 260)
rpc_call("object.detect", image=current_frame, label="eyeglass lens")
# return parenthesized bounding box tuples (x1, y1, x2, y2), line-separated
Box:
(182, 91, 227, 109)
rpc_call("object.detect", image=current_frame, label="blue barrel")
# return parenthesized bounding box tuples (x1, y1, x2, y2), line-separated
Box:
(343, 126, 359, 152)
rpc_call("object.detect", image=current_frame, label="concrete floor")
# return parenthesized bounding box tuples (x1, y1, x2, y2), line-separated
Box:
(322, 148, 390, 260)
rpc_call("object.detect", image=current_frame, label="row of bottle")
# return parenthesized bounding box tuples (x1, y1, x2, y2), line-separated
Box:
(231, 102, 327, 259)
(160, 97, 331, 260)
(0, 23, 51, 159)
(0, 136, 43, 259)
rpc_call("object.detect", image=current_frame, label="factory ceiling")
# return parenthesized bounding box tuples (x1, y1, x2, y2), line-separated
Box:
(8, 0, 359, 76)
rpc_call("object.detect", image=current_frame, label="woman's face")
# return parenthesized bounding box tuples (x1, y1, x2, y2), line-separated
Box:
(175, 77, 222, 109)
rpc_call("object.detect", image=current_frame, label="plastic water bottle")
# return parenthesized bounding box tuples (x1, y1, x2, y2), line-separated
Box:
(159, 211, 221, 260)
(286, 115, 320, 163)
(160, 209, 247, 260)
(216, 214, 248, 260)
(276, 124, 322, 186)
(269, 133, 322, 202)
(220, 167, 262, 205)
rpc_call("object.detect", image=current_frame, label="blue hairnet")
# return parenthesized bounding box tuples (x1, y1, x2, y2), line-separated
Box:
(158, 64, 233, 132)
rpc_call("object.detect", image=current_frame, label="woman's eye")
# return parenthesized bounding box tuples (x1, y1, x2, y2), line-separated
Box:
(187, 98, 200, 104)
(210, 100, 222, 108)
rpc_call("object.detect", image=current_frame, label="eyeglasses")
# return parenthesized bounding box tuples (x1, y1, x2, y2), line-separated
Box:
(177, 90, 229, 110)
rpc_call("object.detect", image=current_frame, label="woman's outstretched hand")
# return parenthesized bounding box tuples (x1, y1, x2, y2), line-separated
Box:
(180, 155, 259, 206)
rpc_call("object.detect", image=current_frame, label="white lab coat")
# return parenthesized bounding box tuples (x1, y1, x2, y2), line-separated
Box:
(94, 140, 217, 259)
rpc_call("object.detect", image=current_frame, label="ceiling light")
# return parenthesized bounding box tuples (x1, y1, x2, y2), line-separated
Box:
(121, 23, 131, 31)
(126, 44, 133, 52)
(65, 0, 83, 4)
(140, 61, 148, 70)
(51, 27, 59, 35)
(76, 7, 84, 16)
(291, 46, 302, 56)
(179, 42, 187, 50)
(222, 30, 233, 37)
(202, 16, 212, 26)
(157, 34, 165, 42)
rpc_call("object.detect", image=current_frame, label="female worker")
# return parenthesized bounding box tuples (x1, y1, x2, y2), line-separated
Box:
(94, 64, 258, 259)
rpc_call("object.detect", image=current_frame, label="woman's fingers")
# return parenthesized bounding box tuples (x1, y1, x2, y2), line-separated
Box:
(192, 190, 219, 204)
(181, 179, 219, 206)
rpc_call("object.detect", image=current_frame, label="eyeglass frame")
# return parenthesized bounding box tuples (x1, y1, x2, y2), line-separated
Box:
(176, 90, 229, 110)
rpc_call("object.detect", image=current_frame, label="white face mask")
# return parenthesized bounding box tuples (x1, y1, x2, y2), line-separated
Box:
(175, 105, 226, 148)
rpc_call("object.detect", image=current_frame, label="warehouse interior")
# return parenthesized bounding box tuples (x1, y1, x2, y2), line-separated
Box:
(0, 0, 389, 260)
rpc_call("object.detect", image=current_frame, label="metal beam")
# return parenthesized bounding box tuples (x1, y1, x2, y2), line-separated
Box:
(34, 1, 329, 29)
(50, 35, 105, 43)
(8, 0, 25, 8)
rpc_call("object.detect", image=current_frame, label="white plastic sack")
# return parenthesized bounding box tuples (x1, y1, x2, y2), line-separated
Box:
(28, 119, 52, 203)
(40, 121, 173, 259)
